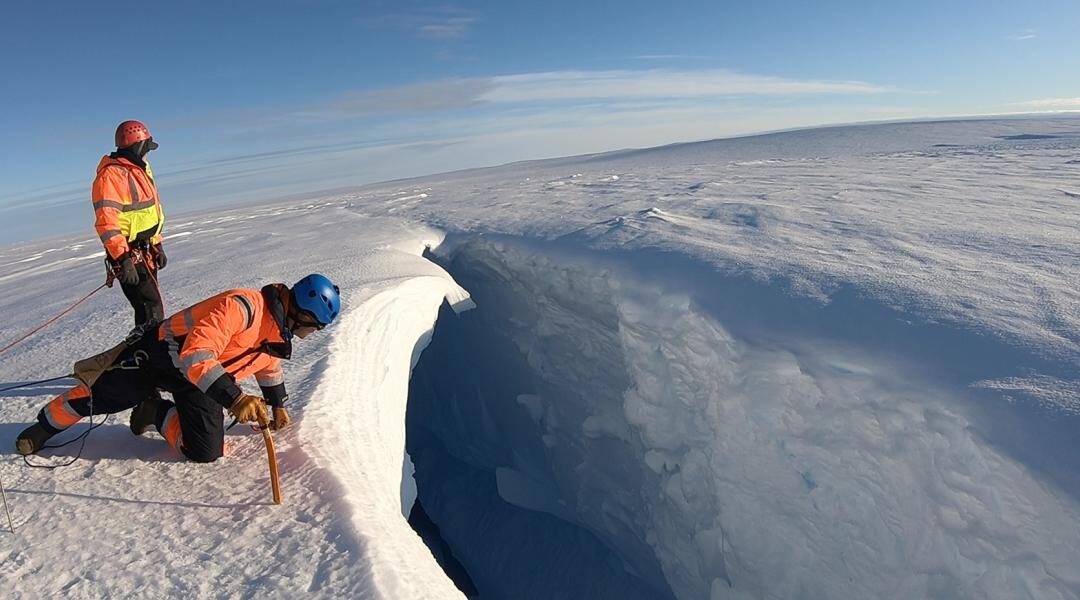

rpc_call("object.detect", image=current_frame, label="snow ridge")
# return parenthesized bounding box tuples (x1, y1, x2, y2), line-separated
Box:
(303, 275, 470, 599)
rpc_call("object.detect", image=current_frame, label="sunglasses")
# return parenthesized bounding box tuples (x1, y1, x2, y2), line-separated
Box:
(294, 309, 325, 330)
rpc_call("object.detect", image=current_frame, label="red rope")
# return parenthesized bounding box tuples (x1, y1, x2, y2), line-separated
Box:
(0, 283, 108, 356)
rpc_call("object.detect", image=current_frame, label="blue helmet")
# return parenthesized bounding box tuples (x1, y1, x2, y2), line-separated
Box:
(291, 274, 341, 326)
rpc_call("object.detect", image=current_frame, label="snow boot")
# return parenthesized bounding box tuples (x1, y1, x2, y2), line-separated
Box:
(130, 394, 163, 436)
(15, 423, 53, 456)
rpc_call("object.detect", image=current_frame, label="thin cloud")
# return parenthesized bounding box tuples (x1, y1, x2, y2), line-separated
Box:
(327, 78, 494, 113)
(361, 6, 479, 40)
(1008, 29, 1037, 41)
(1015, 97, 1080, 110)
(632, 54, 712, 61)
(482, 69, 894, 103)
(320, 68, 896, 116)
(417, 16, 476, 39)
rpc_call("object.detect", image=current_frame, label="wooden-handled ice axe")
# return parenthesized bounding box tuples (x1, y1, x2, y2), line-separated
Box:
(256, 412, 283, 505)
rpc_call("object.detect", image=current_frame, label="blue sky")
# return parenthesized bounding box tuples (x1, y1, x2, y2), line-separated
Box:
(1, 0, 1078, 244)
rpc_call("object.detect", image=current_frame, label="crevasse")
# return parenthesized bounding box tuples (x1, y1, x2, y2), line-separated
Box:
(407, 237, 1080, 600)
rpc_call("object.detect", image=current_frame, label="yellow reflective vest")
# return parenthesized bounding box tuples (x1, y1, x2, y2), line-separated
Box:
(91, 155, 164, 261)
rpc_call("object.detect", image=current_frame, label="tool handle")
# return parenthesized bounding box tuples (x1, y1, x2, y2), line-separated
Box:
(257, 414, 282, 505)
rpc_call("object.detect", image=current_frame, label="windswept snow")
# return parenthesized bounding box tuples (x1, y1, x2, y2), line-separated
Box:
(1, 115, 1079, 599)
(347, 117, 1080, 390)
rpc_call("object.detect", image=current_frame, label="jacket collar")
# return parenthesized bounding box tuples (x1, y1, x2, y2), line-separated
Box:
(97, 155, 147, 175)
(260, 284, 293, 359)
(109, 147, 148, 170)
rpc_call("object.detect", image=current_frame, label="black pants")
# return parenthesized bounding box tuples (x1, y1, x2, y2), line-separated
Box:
(36, 341, 226, 462)
(119, 260, 164, 327)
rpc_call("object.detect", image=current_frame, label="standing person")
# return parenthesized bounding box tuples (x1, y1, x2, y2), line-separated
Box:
(15, 274, 342, 462)
(94, 120, 167, 327)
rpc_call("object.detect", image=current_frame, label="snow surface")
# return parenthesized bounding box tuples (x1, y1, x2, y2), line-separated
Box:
(1, 115, 1080, 599)
(0, 206, 470, 598)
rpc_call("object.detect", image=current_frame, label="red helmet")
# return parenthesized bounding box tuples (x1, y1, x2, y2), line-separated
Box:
(115, 120, 152, 148)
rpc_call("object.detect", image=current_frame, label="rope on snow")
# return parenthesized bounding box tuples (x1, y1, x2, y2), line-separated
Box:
(0, 283, 108, 357)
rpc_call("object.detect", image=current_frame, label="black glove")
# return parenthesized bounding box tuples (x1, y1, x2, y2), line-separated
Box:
(153, 244, 167, 270)
(118, 256, 140, 286)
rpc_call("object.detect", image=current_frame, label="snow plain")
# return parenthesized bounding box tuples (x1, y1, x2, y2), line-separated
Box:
(1, 115, 1079, 599)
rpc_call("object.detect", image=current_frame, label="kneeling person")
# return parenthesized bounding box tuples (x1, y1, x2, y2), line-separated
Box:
(17, 274, 341, 461)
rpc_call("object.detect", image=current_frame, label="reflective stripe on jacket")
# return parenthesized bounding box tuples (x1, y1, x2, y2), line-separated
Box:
(156, 285, 291, 408)
(92, 156, 164, 261)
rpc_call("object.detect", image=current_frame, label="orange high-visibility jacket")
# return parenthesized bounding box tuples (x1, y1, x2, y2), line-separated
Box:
(92, 156, 165, 261)
(157, 286, 290, 408)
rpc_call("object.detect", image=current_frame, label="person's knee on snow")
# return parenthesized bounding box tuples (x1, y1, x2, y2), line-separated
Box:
(176, 423, 224, 463)
(180, 443, 223, 463)
(155, 403, 219, 462)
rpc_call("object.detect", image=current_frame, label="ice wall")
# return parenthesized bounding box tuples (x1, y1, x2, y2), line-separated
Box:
(410, 237, 1080, 600)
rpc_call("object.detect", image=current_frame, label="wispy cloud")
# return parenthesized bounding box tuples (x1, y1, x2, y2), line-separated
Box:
(1015, 97, 1080, 110)
(1008, 28, 1037, 41)
(483, 69, 894, 103)
(361, 6, 479, 40)
(319, 69, 896, 115)
(631, 54, 712, 61)
(326, 79, 494, 113)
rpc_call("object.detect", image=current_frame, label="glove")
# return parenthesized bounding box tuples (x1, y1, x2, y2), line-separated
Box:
(270, 406, 290, 431)
(153, 244, 167, 270)
(228, 393, 268, 425)
(118, 256, 140, 286)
